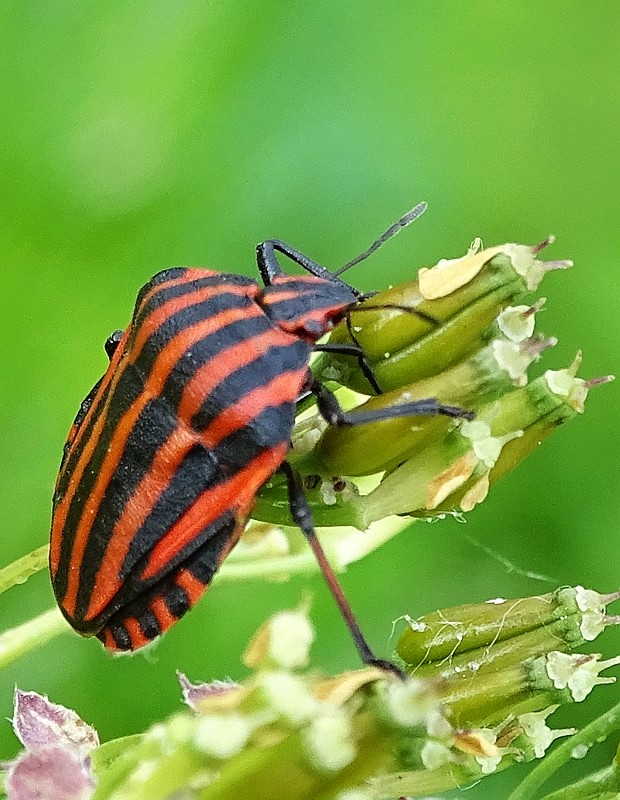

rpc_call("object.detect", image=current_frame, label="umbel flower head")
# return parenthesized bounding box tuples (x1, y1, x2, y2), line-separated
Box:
(396, 586, 620, 724)
(251, 237, 612, 536)
(0, 229, 614, 799)
(314, 238, 570, 393)
(3, 598, 618, 799)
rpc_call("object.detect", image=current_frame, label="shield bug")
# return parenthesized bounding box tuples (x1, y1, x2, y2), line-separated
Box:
(50, 205, 471, 672)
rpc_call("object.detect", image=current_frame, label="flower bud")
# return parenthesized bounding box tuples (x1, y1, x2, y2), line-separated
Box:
(315, 333, 551, 477)
(432, 649, 618, 730)
(319, 241, 570, 394)
(253, 353, 610, 539)
(395, 587, 620, 728)
(355, 357, 611, 523)
(398, 587, 620, 684)
(396, 587, 590, 669)
(244, 603, 315, 671)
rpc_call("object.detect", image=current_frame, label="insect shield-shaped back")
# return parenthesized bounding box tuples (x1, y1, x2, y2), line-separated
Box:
(49, 212, 436, 668)
(258, 274, 358, 341)
(49, 265, 329, 652)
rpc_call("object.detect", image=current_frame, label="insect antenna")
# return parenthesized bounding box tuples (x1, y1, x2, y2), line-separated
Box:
(333, 202, 427, 277)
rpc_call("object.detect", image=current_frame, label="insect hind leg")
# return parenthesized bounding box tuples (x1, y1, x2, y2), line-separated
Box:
(280, 461, 406, 679)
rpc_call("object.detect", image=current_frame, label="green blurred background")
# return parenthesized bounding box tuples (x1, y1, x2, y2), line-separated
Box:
(1, 2, 619, 796)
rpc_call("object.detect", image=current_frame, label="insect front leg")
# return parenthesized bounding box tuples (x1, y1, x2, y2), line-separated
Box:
(256, 239, 333, 285)
(280, 461, 407, 679)
(313, 341, 382, 395)
(256, 239, 358, 295)
(310, 380, 474, 427)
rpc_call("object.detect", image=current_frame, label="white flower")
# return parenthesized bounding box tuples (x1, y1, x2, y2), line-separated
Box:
(304, 711, 356, 772)
(546, 651, 620, 702)
(268, 609, 316, 669)
(193, 713, 251, 759)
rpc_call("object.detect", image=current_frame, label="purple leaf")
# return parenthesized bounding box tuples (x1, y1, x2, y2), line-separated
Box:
(13, 690, 99, 757)
(6, 746, 94, 800)
(177, 671, 239, 710)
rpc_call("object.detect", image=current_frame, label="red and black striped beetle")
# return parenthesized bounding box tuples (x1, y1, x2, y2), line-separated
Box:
(50, 207, 470, 671)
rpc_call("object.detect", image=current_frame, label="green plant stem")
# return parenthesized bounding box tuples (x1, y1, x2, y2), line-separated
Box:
(218, 550, 326, 582)
(507, 699, 620, 800)
(0, 518, 409, 670)
(0, 545, 48, 595)
(539, 765, 618, 800)
(220, 517, 410, 579)
(0, 516, 409, 596)
(0, 607, 70, 669)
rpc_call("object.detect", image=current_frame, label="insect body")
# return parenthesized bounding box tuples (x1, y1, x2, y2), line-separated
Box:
(50, 212, 470, 669)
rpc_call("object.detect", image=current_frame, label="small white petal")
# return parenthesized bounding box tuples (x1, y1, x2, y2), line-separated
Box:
(546, 652, 620, 703)
(491, 339, 531, 384)
(496, 305, 536, 343)
(476, 752, 503, 774)
(382, 678, 441, 730)
(268, 610, 315, 670)
(519, 706, 574, 758)
(259, 671, 320, 723)
(545, 369, 588, 412)
(193, 713, 251, 759)
(304, 711, 356, 772)
(502, 244, 545, 291)
(574, 586, 604, 613)
(319, 481, 338, 506)
(421, 740, 453, 769)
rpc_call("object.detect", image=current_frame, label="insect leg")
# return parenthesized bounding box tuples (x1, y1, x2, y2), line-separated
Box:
(280, 461, 406, 678)
(313, 341, 382, 395)
(256, 239, 332, 285)
(310, 380, 474, 426)
(256, 239, 359, 296)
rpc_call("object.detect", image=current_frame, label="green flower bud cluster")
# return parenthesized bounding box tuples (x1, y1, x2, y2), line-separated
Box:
(379, 585, 620, 794)
(63, 600, 614, 800)
(79, 606, 488, 800)
(254, 238, 612, 530)
(3, 598, 619, 799)
(317, 240, 559, 394)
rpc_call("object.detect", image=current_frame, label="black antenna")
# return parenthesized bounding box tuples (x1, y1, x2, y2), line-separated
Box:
(334, 202, 427, 277)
